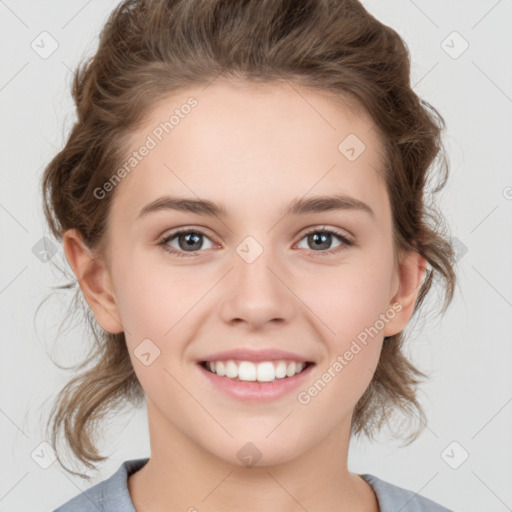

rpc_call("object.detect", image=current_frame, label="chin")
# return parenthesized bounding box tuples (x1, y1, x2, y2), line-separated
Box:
(203, 433, 307, 469)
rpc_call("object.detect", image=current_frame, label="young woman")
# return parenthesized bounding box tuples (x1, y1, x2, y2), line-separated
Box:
(43, 0, 456, 510)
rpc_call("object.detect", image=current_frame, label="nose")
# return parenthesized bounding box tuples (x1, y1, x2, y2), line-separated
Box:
(218, 244, 297, 330)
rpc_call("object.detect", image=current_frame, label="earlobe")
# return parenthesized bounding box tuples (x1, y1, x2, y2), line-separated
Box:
(383, 250, 428, 338)
(62, 228, 123, 334)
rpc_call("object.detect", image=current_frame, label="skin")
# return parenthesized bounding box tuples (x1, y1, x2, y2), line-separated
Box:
(63, 77, 426, 512)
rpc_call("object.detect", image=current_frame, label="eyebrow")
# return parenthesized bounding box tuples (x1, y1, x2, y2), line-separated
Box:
(136, 193, 375, 220)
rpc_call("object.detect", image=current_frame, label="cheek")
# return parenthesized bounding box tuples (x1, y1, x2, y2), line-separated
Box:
(112, 248, 194, 338)
(305, 252, 395, 340)
(299, 250, 394, 398)
(299, 268, 390, 415)
(111, 252, 209, 389)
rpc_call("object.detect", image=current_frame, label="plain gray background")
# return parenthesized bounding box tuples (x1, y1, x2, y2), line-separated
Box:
(1, 1, 511, 510)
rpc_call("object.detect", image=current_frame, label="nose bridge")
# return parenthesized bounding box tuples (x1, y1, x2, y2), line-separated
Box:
(219, 234, 295, 327)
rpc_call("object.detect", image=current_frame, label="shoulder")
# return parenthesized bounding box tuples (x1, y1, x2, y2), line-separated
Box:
(53, 461, 452, 512)
(361, 473, 453, 512)
(53, 458, 149, 512)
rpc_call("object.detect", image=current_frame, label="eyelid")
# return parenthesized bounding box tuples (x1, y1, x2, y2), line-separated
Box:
(158, 224, 354, 257)
(160, 224, 352, 243)
(159, 225, 215, 241)
(297, 226, 354, 250)
(299, 224, 352, 240)
(158, 226, 218, 251)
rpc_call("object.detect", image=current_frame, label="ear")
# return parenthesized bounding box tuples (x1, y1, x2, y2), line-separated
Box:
(62, 228, 123, 334)
(383, 250, 428, 338)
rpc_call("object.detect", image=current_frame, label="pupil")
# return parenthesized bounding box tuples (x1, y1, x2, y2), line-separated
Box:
(177, 232, 332, 252)
(309, 233, 330, 250)
(180, 233, 202, 251)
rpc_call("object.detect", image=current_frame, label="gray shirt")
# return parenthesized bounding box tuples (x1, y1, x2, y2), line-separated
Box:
(53, 458, 453, 511)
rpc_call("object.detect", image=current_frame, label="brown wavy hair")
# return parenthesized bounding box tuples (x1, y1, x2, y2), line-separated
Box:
(41, 0, 456, 479)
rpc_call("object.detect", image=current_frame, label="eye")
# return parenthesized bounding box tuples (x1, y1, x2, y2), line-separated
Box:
(159, 228, 215, 257)
(158, 226, 354, 258)
(296, 227, 353, 256)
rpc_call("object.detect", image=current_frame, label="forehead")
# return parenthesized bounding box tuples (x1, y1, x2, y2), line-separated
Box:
(110, 78, 389, 223)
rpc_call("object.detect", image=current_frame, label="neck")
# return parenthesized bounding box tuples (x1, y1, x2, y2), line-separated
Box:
(128, 400, 379, 512)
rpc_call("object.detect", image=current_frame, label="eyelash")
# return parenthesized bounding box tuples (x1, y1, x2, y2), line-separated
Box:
(158, 227, 354, 258)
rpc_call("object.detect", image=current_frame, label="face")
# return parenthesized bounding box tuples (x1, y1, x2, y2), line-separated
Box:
(68, 78, 424, 467)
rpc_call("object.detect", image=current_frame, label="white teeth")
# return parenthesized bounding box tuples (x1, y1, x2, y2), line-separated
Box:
(238, 361, 257, 381)
(226, 360, 238, 378)
(256, 362, 275, 382)
(204, 359, 307, 382)
(275, 361, 287, 378)
(286, 361, 296, 377)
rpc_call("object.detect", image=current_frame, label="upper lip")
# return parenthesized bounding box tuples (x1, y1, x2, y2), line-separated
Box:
(198, 348, 314, 363)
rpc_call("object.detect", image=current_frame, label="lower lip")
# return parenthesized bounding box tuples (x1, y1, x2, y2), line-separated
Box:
(197, 362, 315, 402)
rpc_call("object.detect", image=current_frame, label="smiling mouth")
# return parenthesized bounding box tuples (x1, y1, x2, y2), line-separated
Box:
(199, 360, 315, 383)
